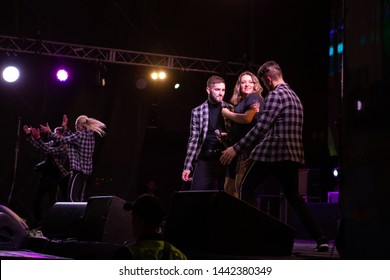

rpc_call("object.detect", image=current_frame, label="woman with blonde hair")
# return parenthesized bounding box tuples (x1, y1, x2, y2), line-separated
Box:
(40, 114, 106, 202)
(222, 71, 264, 198)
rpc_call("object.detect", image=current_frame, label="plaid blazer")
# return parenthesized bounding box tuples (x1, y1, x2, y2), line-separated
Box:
(183, 100, 233, 171)
(233, 83, 305, 164)
(26, 134, 68, 176)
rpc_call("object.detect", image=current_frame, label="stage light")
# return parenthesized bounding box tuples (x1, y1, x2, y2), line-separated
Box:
(174, 83, 180, 89)
(357, 100, 363, 111)
(95, 63, 108, 87)
(151, 72, 158, 80)
(56, 69, 69, 82)
(158, 71, 166, 79)
(2, 66, 20, 83)
(150, 70, 167, 80)
(332, 167, 339, 178)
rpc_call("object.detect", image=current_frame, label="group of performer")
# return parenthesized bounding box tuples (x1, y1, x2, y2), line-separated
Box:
(23, 60, 329, 252)
(23, 114, 106, 227)
(181, 61, 329, 252)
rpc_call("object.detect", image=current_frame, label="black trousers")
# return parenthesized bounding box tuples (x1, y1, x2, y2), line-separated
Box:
(240, 160, 327, 242)
(191, 156, 226, 191)
(67, 170, 88, 202)
(32, 171, 61, 225)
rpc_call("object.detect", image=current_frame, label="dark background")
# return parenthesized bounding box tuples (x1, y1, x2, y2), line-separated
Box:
(1, 0, 389, 258)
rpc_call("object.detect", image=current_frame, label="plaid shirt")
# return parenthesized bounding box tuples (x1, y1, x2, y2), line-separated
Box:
(49, 129, 95, 175)
(183, 100, 233, 171)
(26, 134, 68, 176)
(233, 83, 305, 164)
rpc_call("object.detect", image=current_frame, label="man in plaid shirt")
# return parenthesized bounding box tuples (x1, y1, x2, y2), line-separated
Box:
(182, 75, 233, 191)
(23, 125, 68, 227)
(220, 61, 329, 252)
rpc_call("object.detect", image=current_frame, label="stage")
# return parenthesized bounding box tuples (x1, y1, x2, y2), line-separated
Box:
(0, 238, 338, 260)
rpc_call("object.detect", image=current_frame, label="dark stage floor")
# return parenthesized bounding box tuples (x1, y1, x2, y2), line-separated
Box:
(0, 238, 339, 260)
(290, 239, 339, 260)
(181, 239, 339, 260)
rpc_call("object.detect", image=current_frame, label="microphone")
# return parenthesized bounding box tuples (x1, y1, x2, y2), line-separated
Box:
(215, 129, 228, 148)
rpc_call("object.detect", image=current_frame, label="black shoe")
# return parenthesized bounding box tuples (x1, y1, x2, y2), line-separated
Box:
(316, 241, 329, 252)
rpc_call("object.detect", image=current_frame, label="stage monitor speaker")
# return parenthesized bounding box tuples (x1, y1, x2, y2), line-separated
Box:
(0, 205, 29, 249)
(79, 196, 134, 244)
(42, 202, 87, 239)
(164, 191, 295, 257)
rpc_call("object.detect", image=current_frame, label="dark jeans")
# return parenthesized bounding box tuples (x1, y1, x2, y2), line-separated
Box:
(191, 155, 226, 191)
(240, 160, 327, 241)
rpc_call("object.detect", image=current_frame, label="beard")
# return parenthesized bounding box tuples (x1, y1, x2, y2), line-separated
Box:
(209, 94, 223, 104)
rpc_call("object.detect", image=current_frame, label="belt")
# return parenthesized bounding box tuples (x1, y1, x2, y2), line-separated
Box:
(199, 149, 223, 159)
(204, 148, 222, 154)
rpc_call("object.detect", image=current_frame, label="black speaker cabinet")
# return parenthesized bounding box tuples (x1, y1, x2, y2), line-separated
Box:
(164, 191, 295, 257)
(0, 205, 29, 249)
(42, 202, 87, 239)
(79, 196, 134, 244)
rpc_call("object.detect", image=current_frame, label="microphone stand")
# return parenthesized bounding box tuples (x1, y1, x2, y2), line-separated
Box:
(8, 117, 21, 205)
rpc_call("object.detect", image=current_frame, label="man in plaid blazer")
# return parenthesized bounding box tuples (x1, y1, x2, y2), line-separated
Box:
(220, 61, 329, 252)
(182, 75, 233, 191)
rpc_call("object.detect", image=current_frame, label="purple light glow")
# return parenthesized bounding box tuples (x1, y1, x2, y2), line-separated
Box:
(56, 69, 69, 82)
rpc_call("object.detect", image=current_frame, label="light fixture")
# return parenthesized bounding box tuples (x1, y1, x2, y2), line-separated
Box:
(56, 69, 69, 82)
(2, 66, 20, 83)
(332, 167, 339, 178)
(151, 70, 167, 80)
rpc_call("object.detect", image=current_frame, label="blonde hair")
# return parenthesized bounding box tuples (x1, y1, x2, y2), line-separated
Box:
(230, 71, 263, 105)
(75, 115, 106, 137)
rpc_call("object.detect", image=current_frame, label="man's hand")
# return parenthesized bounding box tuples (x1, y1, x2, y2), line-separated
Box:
(23, 125, 31, 134)
(220, 146, 237, 165)
(62, 114, 68, 129)
(31, 128, 40, 140)
(40, 122, 51, 133)
(182, 170, 192, 182)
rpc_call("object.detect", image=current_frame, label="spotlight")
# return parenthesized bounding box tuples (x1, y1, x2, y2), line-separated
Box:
(332, 167, 339, 178)
(174, 83, 180, 90)
(2, 66, 20, 83)
(150, 70, 167, 80)
(151, 72, 159, 80)
(56, 69, 69, 82)
(356, 100, 363, 111)
(158, 71, 166, 79)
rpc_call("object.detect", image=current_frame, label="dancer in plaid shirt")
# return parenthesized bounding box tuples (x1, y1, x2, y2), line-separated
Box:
(40, 114, 106, 202)
(23, 125, 68, 227)
(220, 61, 329, 252)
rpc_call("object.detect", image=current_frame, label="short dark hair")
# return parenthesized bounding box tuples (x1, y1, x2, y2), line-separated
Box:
(124, 194, 164, 227)
(207, 75, 225, 88)
(257, 61, 282, 79)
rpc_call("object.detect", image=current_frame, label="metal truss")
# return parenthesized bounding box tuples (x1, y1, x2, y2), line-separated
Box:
(0, 35, 259, 76)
